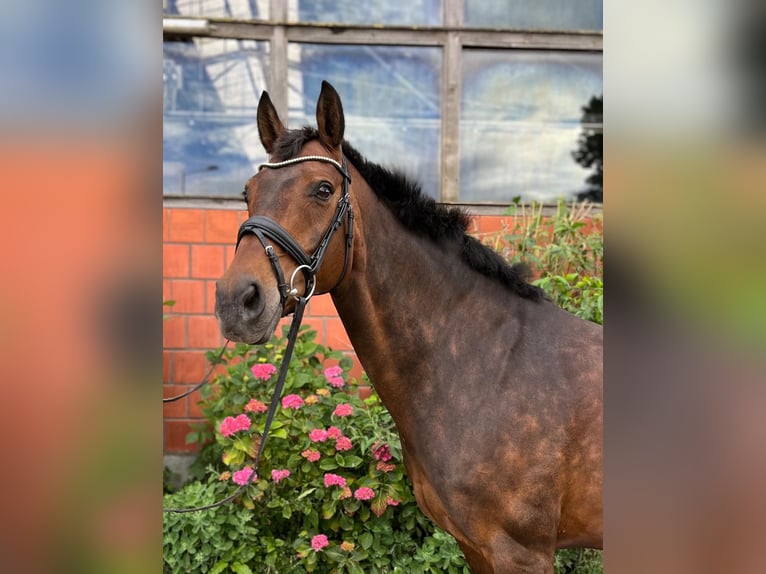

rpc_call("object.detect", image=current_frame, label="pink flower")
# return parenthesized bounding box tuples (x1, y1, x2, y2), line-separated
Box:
(301, 449, 321, 462)
(251, 363, 277, 381)
(333, 403, 353, 417)
(281, 394, 304, 410)
(309, 428, 329, 442)
(354, 487, 375, 501)
(271, 469, 291, 483)
(373, 444, 392, 462)
(376, 461, 396, 473)
(311, 534, 329, 552)
(339, 486, 352, 500)
(219, 414, 251, 437)
(323, 473, 347, 488)
(232, 468, 256, 485)
(324, 366, 344, 388)
(324, 366, 343, 378)
(335, 436, 353, 452)
(326, 426, 343, 439)
(386, 497, 400, 507)
(244, 399, 268, 413)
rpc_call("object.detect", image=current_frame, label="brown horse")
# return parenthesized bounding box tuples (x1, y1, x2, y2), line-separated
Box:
(215, 81, 602, 573)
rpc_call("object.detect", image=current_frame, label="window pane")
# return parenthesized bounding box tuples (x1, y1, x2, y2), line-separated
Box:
(287, 44, 442, 198)
(465, 0, 602, 31)
(163, 39, 269, 197)
(460, 50, 602, 203)
(288, 0, 442, 25)
(163, 0, 269, 19)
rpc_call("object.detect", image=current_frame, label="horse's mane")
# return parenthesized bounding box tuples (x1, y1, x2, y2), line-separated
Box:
(272, 128, 545, 302)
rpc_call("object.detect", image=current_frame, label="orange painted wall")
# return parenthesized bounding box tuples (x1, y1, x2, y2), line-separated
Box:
(162, 206, 600, 453)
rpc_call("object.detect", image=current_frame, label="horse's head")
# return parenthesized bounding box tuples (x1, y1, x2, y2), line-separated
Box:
(215, 81, 353, 344)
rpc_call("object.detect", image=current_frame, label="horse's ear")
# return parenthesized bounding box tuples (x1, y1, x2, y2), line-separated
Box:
(257, 91, 285, 154)
(316, 81, 345, 150)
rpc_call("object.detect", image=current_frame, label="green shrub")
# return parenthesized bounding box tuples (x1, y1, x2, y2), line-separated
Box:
(488, 199, 603, 325)
(164, 328, 469, 573)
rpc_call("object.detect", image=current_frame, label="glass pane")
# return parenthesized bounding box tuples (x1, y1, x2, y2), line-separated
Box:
(163, 39, 269, 197)
(287, 44, 442, 198)
(288, 0, 442, 26)
(465, 0, 602, 31)
(460, 50, 602, 203)
(163, 0, 269, 19)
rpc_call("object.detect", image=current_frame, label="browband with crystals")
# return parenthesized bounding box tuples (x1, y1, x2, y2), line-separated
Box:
(258, 155, 351, 181)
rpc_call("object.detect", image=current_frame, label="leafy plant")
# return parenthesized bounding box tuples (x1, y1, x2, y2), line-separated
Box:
(487, 199, 603, 325)
(164, 328, 469, 573)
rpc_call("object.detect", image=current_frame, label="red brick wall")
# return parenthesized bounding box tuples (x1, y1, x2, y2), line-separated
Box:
(162, 206, 598, 453)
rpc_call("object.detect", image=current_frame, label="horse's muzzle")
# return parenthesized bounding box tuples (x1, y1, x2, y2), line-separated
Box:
(215, 276, 278, 344)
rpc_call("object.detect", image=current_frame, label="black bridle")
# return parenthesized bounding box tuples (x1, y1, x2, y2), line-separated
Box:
(237, 154, 354, 310)
(164, 154, 354, 513)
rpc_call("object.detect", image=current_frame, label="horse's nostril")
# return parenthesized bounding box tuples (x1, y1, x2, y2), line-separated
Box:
(241, 283, 263, 314)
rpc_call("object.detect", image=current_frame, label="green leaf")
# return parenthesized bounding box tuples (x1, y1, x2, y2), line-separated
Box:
(341, 455, 363, 468)
(319, 458, 338, 471)
(231, 562, 253, 574)
(209, 560, 229, 574)
(359, 532, 373, 550)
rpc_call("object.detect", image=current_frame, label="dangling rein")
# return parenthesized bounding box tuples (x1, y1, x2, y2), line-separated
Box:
(163, 155, 353, 513)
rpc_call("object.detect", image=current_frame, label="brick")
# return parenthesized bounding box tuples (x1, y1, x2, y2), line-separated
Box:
(188, 396, 206, 419)
(205, 210, 240, 244)
(478, 215, 507, 235)
(187, 315, 224, 348)
(162, 386, 188, 418)
(325, 317, 353, 352)
(308, 294, 336, 317)
(191, 244, 225, 279)
(163, 244, 190, 278)
(173, 350, 209, 384)
(163, 316, 186, 348)
(164, 420, 198, 453)
(170, 280, 206, 314)
(163, 280, 172, 305)
(169, 208, 205, 242)
(163, 350, 171, 383)
(163, 209, 170, 241)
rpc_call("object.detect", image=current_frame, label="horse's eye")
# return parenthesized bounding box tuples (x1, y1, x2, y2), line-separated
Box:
(315, 182, 333, 201)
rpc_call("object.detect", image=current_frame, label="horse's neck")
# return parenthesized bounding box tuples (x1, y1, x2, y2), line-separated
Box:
(330, 183, 517, 422)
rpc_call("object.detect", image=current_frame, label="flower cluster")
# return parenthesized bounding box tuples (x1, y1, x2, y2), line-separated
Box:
(244, 399, 268, 413)
(353, 487, 375, 501)
(311, 534, 329, 552)
(333, 403, 353, 417)
(373, 443, 392, 462)
(301, 449, 320, 462)
(308, 428, 328, 442)
(281, 394, 304, 410)
(323, 366, 344, 388)
(335, 436, 352, 451)
(219, 414, 251, 437)
(232, 467, 256, 485)
(323, 473, 347, 488)
(271, 469, 291, 483)
(251, 362, 277, 380)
